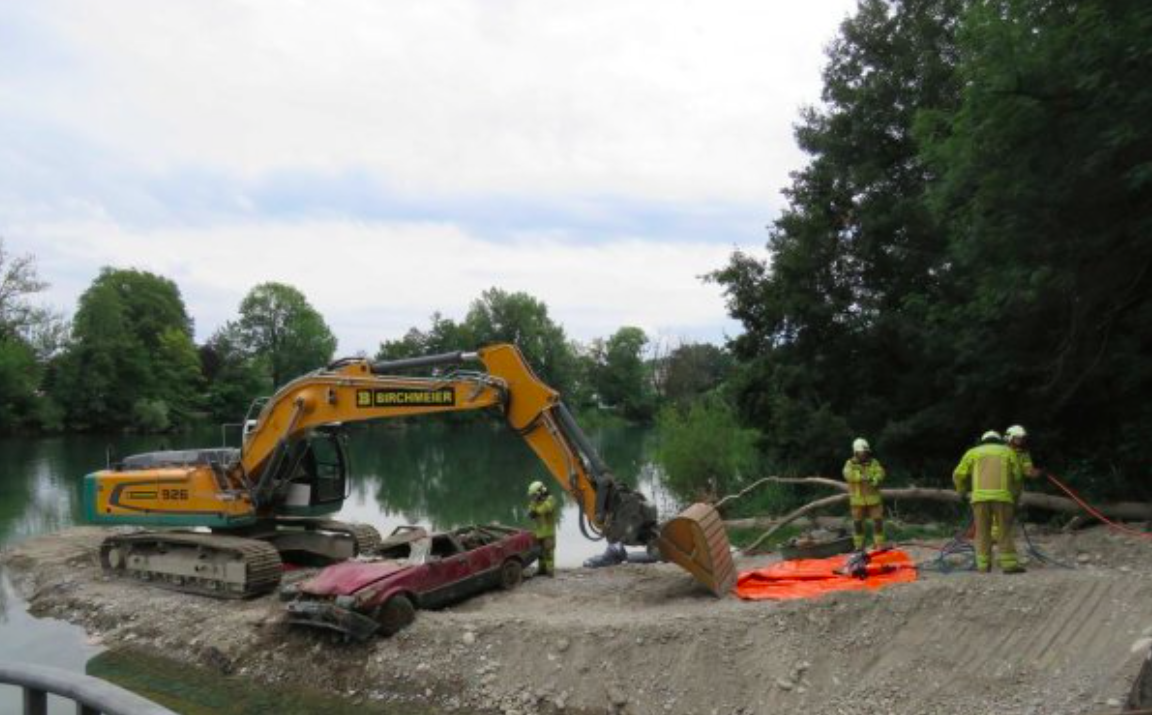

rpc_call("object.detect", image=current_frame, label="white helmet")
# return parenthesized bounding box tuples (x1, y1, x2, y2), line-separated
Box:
(852, 438, 871, 453)
(527, 481, 547, 498)
(1006, 425, 1027, 440)
(981, 430, 1003, 443)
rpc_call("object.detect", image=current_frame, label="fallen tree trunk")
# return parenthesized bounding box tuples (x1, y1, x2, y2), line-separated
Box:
(728, 476, 1152, 554)
(723, 515, 846, 531)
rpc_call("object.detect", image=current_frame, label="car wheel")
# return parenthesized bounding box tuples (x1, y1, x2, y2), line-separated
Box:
(500, 558, 523, 590)
(375, 594, 416, 636)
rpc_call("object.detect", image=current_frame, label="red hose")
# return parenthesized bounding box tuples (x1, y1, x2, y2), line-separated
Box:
(1044, 472, 1152, 541)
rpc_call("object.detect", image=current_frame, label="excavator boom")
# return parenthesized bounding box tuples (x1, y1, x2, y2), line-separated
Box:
(373, 344, 737, 595)
(86, 343, 736, 597)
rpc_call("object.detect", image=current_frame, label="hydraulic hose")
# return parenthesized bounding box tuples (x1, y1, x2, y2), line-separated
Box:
(1043, 472, 1152, 542)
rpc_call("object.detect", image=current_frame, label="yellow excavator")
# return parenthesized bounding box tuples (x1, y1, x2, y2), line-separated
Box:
(84, 343, 736, 597)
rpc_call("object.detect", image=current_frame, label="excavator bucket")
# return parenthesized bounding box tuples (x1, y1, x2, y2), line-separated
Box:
(657, 503, 736, 597)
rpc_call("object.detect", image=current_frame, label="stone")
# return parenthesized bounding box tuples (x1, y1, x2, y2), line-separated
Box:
(556, 637, 571, 653)
(1131, 637, 1152, 655)
(608, 685, 629, 707)
(462, 631, 477, 646)
(776, 677, 794, 691)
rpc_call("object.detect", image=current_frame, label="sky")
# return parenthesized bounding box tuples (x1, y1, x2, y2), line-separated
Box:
(0, 0, 856, 354)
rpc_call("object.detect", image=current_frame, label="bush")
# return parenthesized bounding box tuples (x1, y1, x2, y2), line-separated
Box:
(132, 398, 171, 432)
(655, 395, 758, 502)
(31, 395, 65, 432)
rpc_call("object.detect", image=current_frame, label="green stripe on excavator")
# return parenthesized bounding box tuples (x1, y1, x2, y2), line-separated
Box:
(81, 472, 256, 528)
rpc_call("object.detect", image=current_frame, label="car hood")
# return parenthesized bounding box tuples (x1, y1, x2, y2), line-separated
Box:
(300, 560, 414, 596)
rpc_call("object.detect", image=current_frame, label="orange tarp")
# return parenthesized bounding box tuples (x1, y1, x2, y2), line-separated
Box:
(734, 548, 918, 601)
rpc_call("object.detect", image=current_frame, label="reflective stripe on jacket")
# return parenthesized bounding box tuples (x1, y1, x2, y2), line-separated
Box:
(953, 443, 1022, 503)
(843, 458, 885, 507)
(529, 495, 557, 538)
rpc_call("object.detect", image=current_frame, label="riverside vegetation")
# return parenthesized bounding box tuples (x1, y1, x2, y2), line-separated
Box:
(2, 0, 1150, 518)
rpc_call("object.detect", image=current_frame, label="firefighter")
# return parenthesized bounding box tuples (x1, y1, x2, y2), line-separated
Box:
(1006, 425, 1040, 480)
(992, 424, 1040, 540)
(843, 438, 886, 551)
(953, 431, 1026, 574)
(527, 481, 557, 577)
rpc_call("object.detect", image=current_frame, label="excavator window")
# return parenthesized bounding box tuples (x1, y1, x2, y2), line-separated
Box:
(282, 432, 349, 509)
(308, 433, 347, 505)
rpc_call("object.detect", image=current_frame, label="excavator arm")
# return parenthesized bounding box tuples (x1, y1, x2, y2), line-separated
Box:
(238, 343, 736, 596)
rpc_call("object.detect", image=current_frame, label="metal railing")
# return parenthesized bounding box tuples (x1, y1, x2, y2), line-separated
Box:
(0, 662, 177, 715)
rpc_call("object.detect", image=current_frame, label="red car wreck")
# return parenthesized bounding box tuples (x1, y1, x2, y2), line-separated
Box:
(282, 524, 540, 640)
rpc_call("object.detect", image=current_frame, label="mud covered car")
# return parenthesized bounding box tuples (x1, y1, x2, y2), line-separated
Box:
(282, 524, 539, 640)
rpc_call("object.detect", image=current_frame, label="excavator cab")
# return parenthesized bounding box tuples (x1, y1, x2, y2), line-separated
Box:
(275, 429, 351, 516)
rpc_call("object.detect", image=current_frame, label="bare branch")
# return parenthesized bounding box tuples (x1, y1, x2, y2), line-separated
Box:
(712, 475, 847, 511)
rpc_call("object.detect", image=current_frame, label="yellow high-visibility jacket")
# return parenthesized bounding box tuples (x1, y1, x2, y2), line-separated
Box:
(528, 495, 557, 539)
(843, 458, 885, 507)
(953, 442, 1023, 504)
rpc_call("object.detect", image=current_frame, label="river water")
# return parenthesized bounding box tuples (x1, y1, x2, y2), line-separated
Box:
(0, 421, 671, 714)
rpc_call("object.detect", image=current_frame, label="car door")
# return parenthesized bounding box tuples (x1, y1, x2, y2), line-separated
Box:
(420, 534, 470, 608)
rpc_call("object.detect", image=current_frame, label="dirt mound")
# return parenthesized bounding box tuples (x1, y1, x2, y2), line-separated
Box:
(3, 526, 1152, 715)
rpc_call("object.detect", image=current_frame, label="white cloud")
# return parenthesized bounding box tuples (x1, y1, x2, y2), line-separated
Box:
(15, 0, 853, 205)
(15, 221, 754, 352)
(4, 1, 849, 349)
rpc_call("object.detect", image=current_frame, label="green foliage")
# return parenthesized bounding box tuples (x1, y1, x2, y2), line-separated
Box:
(0, 238, 49, 342)
(0, 338, 39, 429)
(0, 239, 64, 432)
(131, 398, 171, 432)
(589, 327, 655, 421)
(237, 282, 338, 387)
(712, 0, 967, 479)
(52, 268, 198, 431)
(713, 0, 1152, 499)
(462, 288, 577, 392)
(154, 327, 205, 422)
(376, 288, 579, 393)
(916, 0, 1152, 496)
(376, 313, 466, 361)
(200, 323, 271, 422)
(655, 395, 759, 502)
(656, 342, 733, 405)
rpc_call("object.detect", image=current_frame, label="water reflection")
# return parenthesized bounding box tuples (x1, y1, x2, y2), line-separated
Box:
(86, 649, 433, 715)
(0, 566, 104, 715)
(336, 419, 673, 567)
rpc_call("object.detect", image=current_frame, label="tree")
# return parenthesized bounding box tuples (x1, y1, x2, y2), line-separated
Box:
(200, 323, 271, 422)
(656, 395, 760, 502)
(657, 342, 733, 405)
(0, 339, 38, 429)
(589, 327, 656, 421)
(376, 313, 468, 362)
(0, 238, 48, 341)
(712, 0, 967, 475)
(461, 288, 577, 391)
(153, 327, 204, 423)
(52, 268, 199, 430)
(237, 283, 337, 387)
(917, 0, 1152, 492)
(0, 239, 62, 431)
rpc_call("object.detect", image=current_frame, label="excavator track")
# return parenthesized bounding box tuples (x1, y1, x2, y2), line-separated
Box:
(297, 519, 383, 556)
(270, 518, 383, 557)
(100, 531, 283, 599)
